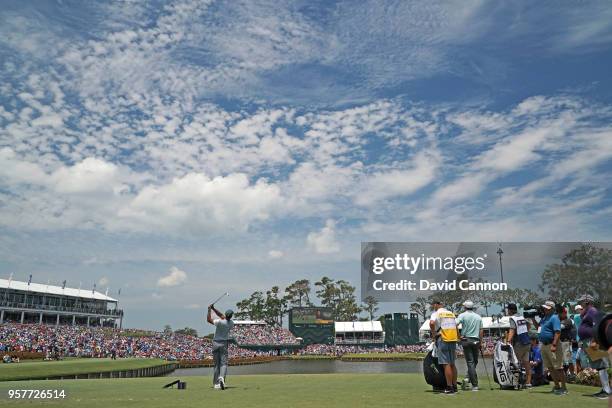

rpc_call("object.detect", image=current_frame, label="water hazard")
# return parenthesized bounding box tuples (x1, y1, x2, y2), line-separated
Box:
(171, 358, 494, 376)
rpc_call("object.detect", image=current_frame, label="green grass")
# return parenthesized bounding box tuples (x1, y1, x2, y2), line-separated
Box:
(288, 355, 337, 360)
(0, 374, 603, 408)
(0, 358, 170, 381)
(342, 352, 426, 360)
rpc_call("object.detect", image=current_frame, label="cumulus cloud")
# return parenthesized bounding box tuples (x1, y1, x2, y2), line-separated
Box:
(307, 219, 340, 254)
(118, 173, 281, 234)
(157, 266, 187, 287)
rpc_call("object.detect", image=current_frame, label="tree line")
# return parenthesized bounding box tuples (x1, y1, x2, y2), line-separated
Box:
(230, 244, 611, 327)
(234, 277, 380, 326)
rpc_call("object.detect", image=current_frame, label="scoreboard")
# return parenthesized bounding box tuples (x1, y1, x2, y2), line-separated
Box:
(289, 307, 334, 344)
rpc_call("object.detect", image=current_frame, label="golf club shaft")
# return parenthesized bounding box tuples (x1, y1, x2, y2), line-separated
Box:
(479, 346, 494, 390)
(210, 292, 228, 306)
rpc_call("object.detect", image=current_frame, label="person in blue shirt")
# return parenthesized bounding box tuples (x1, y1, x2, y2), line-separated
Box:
(529, 334, 548, 386)
(538, 301, 567, 395)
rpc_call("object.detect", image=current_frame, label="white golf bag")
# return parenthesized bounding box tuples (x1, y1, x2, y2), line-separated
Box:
(493, 341, 526, 390)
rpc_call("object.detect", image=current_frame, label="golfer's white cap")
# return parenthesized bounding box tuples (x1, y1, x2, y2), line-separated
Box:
(463, 300, 474, 309)
(542, 300, 555, 310)
(574, 304, 583, 311)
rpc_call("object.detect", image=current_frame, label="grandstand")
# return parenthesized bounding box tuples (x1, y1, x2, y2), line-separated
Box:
(334, 321, 384, 345)
(231, 320, 300, 351)
(0, 279, 122, 328)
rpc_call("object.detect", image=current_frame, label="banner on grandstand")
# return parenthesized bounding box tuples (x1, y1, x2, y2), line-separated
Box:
(361, 242, 612, 302)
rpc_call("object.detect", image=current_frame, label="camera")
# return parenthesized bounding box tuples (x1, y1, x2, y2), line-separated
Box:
(522, 305, 544, 319)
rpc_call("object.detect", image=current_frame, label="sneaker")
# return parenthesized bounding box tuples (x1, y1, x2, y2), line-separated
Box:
(443, 388, 456, 395)
(555, 388, 568, 396)
(525, 384, 532, 389)
(550, 386, 560, 393)
(472, 387, 479, 392)
(214, 384, 221, 390)
(593, 391, 610, 400)
(591, 389, 605, 397)
(218, 377, 225, 390)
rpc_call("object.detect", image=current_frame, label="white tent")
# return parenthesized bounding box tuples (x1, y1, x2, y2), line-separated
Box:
(335, 321, 383, 333)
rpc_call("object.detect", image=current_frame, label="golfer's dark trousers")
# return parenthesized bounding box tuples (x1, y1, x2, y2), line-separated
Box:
(463, 339, 479, 387)
(212, 340, 229, 385)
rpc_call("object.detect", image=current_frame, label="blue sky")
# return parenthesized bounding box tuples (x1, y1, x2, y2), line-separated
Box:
(0, 0, 611, 330)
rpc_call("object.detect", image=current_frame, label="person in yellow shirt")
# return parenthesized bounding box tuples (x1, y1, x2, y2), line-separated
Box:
(429, 299, 459, 394)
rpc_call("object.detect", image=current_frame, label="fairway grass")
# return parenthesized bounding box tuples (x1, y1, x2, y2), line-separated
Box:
(0, 374, 605, 408)
(0, 359, 170, 381)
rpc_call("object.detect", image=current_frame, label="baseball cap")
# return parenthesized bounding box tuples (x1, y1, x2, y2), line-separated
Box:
(463, 300, 474, 309)
(507, 303, 517, 311)
(574, 304, 583, 312)
(542, 300, 555, 310)
(578, 294, 594, 304)
(225, 309, 234, 319)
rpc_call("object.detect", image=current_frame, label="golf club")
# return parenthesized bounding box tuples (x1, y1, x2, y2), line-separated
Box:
(479, 345, 494, 390)
(210, 292, 229, 306)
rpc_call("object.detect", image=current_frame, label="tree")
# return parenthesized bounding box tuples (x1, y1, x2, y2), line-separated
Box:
(362, 296, 379, 321)
(539, 244, 611, 305)
(163, 324, 172, 335)
(174, 327, 198, 337)
(264, 286, 287, 327)
(514, 288, 544, 309)
(284, 279, 312, 308)
(410, 297, 430, 323)
(315, 277, 361, 320)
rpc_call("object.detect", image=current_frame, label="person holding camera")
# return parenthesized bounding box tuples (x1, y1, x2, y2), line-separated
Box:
(577, 294, 610, 399)
(538, 300, 567, 395)
(457, 300, 483, 391)
(506, 303, 532, 387)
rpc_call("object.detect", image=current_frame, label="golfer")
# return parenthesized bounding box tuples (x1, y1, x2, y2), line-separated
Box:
(207, 304, 234, 390)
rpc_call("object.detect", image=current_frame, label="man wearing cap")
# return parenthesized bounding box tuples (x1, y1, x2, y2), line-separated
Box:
(457, 300, 483, 391)
(577, 294, 610, 399)
(573, 304, 584, 372)
(506, 303, 532, 387)
(207, 304, 234, 390)
(429, 300, 460, 394)
(538, 300, 567, 395)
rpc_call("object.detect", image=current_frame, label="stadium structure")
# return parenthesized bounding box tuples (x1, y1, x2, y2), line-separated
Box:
(334, 321, 384, 344)
(289, 308, 420, 346)
(0, 278, 122, 328)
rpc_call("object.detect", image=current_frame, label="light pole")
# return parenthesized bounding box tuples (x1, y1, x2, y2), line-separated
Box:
(497, 246, 504, 284)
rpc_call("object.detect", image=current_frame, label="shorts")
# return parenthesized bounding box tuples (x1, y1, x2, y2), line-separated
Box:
(561, 341, 572, 365)
(541, 343, 563, 370)
(513, 343, 530, 366)
(437, 339, 457, 365)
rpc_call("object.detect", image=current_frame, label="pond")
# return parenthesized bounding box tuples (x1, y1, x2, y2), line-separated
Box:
(171, 358, 495, 376)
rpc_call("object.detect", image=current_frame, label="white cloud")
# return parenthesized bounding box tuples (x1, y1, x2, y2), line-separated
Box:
(157, 266, 187, 287)
(268, 250, 284, 259)
(118, 173, 281, 234)
(355, 151, 439, 206)
(307, 219, 340, 254)
(50, 158, 122, 194)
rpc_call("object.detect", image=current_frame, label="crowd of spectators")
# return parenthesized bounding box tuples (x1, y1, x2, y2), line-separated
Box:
(231, 324, 299, 346)
(0, 323, 498, 361)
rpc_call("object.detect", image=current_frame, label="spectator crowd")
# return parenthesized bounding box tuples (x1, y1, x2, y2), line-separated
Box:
(230, 324, 299, 346)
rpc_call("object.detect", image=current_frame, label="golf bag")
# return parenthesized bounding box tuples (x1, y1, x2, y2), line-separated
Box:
(423, 344, 446, 391)
(493, 342, 526, 390)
